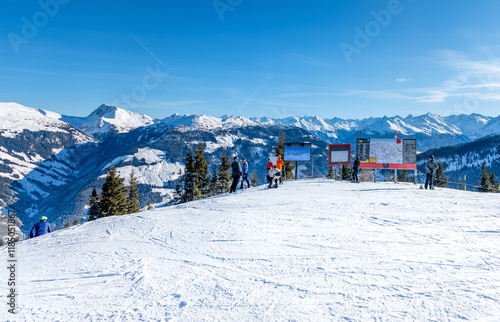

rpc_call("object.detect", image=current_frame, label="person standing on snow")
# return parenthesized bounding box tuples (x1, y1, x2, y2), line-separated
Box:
(425, 155, 439, 190)
(29, 216, 52, 238)
(266, 158, 274, 186)
(352, 156, 360, 183)
(230, 156, 242, 193)
(276, 155, 285, 183)
(240, 158, 250, 189)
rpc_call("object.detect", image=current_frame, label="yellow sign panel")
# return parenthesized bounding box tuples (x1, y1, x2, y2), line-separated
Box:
(369, 157, 377, 163)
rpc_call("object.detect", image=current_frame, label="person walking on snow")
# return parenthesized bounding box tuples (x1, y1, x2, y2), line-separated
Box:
(30, 216, 52, 238)
(425, 155, 439, 190)
(230, 156, 241, 193)
(267, 158, 274, 185)
(240, 158, 250, 189)
(352, 156, 360, 183)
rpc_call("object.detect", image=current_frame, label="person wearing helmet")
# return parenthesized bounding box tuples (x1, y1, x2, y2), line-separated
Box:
(29, 216, 53, 238)
(425, 155, 439, 190)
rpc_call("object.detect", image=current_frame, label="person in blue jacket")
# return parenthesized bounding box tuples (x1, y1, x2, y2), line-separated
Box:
(240, 158, 250, 189)
(30, 216, 52, 238)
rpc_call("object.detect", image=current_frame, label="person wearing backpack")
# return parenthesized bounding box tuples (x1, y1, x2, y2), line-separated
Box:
(230, 156, 241, 193)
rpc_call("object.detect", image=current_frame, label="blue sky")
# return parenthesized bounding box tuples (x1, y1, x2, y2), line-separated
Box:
(1, 0, 500, 119)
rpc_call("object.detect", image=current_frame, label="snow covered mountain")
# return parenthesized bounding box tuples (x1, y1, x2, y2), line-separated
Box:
(61, 104, 154, 139)
(4, 180, 500, 321)
(1, 102, 500, 237)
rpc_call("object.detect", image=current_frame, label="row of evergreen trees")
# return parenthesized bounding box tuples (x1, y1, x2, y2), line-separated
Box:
(478, 161, 498, 192)
(177, 144, 260, 203)
(87, 167, 141, 221)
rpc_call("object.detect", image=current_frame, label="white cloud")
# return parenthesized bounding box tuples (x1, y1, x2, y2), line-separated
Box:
(395, 78, 412, 83)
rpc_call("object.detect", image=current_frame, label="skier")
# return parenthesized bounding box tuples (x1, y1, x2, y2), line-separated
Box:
(276, 155, 285, 183)
(267, 167, 282, 188)
(352, 156, 360, 183)
(230, 156, 241, 193)
(29, 216, 52, 238)
(240, 158, 250, 189)
(425, 155, 439, 190)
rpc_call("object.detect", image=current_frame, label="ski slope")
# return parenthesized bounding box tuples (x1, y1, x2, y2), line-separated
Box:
(2, 180, 500, 321)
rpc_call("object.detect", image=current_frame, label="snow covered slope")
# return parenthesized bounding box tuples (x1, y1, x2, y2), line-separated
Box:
(4, 180, 499, 321)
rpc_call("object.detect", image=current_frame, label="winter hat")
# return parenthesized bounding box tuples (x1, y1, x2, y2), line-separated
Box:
(234, 156, 238, 160)
(40, 216, 48, 221)
(429, 155, 434, 160)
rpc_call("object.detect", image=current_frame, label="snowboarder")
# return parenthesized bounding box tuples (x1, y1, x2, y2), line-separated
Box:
(29, 216, 52, 238)
(240, 158, 250, 189)
(230, 156, 241, 193)
(352, 156, 360, 183)
(425, 155, 439, 190)
(268, 167, 282, 188)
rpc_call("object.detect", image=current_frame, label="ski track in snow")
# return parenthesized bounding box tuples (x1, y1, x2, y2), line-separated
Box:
(1, 179, 500, 321)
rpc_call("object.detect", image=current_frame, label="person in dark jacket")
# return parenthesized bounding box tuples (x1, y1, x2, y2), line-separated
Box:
(30, 216, 52, 238)
(230, 156, 241, 193)
(425, 155, 439, 190)
(352, 156, 360, 183)
(240, 158, 250, 189)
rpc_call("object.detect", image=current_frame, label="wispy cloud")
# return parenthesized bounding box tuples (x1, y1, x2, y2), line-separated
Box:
(341, 51, 500, 105)
(395, 78, 412, 83)
(278, 92, 330, 98)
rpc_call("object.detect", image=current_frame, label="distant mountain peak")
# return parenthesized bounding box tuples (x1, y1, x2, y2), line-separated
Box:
(89, 104, 119, 118)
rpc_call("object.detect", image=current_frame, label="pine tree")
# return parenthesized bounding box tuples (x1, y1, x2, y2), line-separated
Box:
(434, 162, 448, 188)
(64, 222, 70, 228)
(342, 164, 352, 181)
(250, 170, 260, 186)
(275, 131, 295, 180)
(0, 239, 4, 246)
(478, 161, 492, 192)
(147, 202, 153, 210)
(326, 165, 335, 179)
(217, 150, 231, 194)
(87, 187, 101, 221)
(209, 167, 219, 196)
(127, 169, 141, 214)
(72, 219, 79, 226)
(182, 149, 196, 202)
(194, 144, 210, 199)
(488, 171, 498, 192)
(99, 166, 128, 217)
(397, 170, 412, 183)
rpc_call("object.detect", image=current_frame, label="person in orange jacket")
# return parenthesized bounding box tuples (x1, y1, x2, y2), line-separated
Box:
(276, 155, 285, 183)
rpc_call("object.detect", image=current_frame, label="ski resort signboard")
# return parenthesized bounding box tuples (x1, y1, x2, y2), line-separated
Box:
(328, 144, 352, 165)
(356, 138, 417, 170)
(283, 142, 312, 162)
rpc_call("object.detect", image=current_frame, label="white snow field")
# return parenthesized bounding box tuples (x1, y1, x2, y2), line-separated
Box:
(2, 180, 500, 321)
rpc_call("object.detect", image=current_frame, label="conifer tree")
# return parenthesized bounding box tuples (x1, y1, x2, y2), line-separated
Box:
(217, 150, 231, 194)
(434, 162, 448, 188)
(397, 170, 412, 183)
(274, 131, 295, 180)
(73, 219, 79, 226)
(0, 239, 4, 246)
(64, 222, 70, 228)
(326, 165, 335, 179)
(87, 187, 101, 221)
(99, 166, 128, 217)
(194, 144, 210, 199)
(250, 170, 260, 187)
(127, 169, 141, 214)
(342, 164, 352, 181)
(478, 161, 492, 192)
(489, 171, 498, 192)
(209, 167, 219, 196)
(147, 202, 153, 210)
(183, 149, 196, 202)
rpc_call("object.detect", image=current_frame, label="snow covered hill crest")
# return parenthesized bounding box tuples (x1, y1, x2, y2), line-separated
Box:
(4, 180, 500, 321)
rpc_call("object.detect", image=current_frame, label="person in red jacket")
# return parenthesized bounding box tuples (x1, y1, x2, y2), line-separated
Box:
(266, 158, 274, 185)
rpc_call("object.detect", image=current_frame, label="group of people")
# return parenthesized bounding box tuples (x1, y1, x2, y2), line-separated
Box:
(229, 154, 286, 192)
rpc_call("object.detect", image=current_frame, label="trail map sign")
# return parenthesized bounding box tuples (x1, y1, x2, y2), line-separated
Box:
(283, 143, 311, 162)
(328, 144, 351, 165)
(356, 138, 417, 169)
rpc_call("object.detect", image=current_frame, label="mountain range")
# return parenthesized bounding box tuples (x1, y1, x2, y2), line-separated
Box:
(1, 102, 499, 237)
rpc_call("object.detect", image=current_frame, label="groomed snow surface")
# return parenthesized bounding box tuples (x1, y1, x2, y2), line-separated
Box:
(3, 180, 500, 321)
